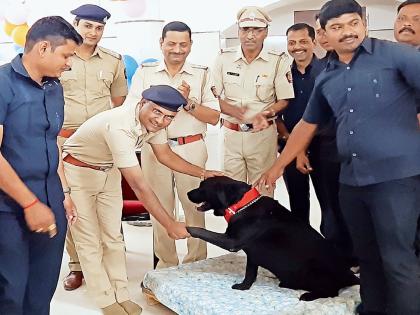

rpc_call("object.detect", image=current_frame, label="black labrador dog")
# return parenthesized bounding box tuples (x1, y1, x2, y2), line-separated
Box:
(187, 176, 359, 301)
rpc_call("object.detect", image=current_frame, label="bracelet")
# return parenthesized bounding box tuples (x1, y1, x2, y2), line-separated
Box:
(200, 169, 206, 181)
(63, 187, 71, 194)
(23, 198, 39, 210)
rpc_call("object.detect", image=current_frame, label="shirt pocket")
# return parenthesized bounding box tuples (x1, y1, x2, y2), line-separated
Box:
(223, 73, 242, 97)
(60, 71, 78, 96)
(97, 71, 113, 96)
(255, 75, 274, 102)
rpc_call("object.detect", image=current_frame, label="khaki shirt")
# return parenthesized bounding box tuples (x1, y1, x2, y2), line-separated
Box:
(126, 61, 219, 138)
(212, 46, 295, 123)
(60, 46, 128, 129)
(63, 104, 166, 169)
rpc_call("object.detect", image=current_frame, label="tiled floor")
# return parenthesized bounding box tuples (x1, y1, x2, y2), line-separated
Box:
(50, 179, 322, 314)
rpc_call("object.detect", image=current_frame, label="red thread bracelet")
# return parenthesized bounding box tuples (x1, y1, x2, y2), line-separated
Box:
(23, 198, 39, 210)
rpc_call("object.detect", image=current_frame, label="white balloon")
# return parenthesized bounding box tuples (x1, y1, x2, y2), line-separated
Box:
(4, 1, 29, 25)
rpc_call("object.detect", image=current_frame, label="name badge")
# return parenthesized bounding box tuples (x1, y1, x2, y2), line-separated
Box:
(227, 72, 240, 77)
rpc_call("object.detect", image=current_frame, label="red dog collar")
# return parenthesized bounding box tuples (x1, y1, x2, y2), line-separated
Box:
(224, 187, 261, 223)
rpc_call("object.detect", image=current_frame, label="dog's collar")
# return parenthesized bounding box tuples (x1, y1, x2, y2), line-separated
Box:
(224, 187, 262, 223)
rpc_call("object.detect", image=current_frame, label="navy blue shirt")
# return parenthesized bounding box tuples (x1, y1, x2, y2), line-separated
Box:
(303, 38, 420, 186)
(283, 55, 326, 132)
(0, 54, 65, 213)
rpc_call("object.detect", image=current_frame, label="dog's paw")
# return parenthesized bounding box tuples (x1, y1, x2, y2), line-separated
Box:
(299, 292, 320, 301)
(232, 283, 251, 290)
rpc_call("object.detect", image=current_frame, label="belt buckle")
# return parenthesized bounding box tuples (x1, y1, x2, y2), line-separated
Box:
(239, 123, 252, 132)
(98, 166, 111, 172)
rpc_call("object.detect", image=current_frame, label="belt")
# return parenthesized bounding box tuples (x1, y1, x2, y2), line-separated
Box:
(63, 154, 110, 171)
(221, 119, 273, 132)
(169, 134, 203, 145)
(59, 128, 76, 138)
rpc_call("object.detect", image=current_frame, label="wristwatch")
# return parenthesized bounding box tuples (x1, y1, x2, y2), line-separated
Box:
(63, 187, 71, 194)
(185, 98, 197, 113)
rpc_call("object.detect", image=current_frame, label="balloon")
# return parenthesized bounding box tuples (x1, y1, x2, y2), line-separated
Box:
(122, 54, 139, 87)
(122, 0, 147, 18)
(141, 57, 158, 64)
(4, 20, 18, 37)
(4, 2, 29, 25)
(11, 24, 29, 47)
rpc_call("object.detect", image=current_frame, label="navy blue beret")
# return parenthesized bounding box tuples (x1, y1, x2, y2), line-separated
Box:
(71, 4, 111, 24)
(142, 85, 187, 112)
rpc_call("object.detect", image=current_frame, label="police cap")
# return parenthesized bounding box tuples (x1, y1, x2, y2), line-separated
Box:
(71, 4, 111, 24)
(142, 85, 187, 112)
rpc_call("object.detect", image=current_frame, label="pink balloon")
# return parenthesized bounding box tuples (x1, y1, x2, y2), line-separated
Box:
(122, 0, 147, 18)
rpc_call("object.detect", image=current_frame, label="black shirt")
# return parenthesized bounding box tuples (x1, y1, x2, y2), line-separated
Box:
(303, 38, 420, 186)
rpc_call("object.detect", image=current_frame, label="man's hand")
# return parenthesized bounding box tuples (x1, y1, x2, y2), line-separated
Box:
(255, 165, 284, 193)
(203, 170, 224, 179)
(24, 201, 56, 234)
(296, 152, 313, 174)
(63, 194, 77, 225)
(167, 221, 191, 240)
(252, 110, 274, 132)
(228, 106, 248, 122)
(178, 80, 190, 100)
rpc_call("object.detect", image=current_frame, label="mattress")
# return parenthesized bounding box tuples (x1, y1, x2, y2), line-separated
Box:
(142, 253, 361, 315)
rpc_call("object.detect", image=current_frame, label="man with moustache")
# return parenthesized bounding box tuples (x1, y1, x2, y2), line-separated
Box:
(212, 6, 294, 191)
(0, 17, 82, 314)
(282, 23, 354, 267)
(258, 0, 420, 314)
(394, 0, 420, 258)
(60, 4, 128, 291)
(394, 1, 420, 128)
(127, 21, 220, 269)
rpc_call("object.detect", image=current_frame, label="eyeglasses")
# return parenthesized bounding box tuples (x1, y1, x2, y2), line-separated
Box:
(239, 27, 267, 36)
(152, 108, 175, 122)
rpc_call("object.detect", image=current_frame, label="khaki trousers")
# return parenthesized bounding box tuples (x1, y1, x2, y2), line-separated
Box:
(58, 136, 81, 272)
(141, 139, 208, 269)
(222, 123, 277, 195)
(64, 162, 130, 308)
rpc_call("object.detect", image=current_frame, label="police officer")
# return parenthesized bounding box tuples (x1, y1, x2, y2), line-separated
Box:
(212, 6, 294, 191)
(258, 0, 420, 314)
(127, 21, 220, 269)
(63, 85, 221, 315)
(0, 17, 82, 315)
(394, 0, 420, 257)
(60, 4, 128, 291)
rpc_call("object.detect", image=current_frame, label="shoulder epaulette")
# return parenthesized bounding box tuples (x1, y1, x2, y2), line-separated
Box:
(141, 61, 160, 68)
(268, 50, 285, 57)
(191, 64, 208, 71)
(98, 46, 122, 60)
(220, 47, 237, 53)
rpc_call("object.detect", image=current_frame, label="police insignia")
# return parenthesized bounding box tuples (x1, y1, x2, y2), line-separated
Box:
(286, 71, 293, 83)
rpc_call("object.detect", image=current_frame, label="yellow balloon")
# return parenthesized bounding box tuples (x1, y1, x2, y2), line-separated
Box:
(4, 20, 18, 37)
(11, 24, 29, 47)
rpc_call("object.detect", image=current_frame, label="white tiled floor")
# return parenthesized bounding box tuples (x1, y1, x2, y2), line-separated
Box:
(50, 179, 322, 315)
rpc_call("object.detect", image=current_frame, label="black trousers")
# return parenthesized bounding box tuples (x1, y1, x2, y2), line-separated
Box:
(0, 210, 66, 315)
(282, 150, 355, 266)
(339, 176, 420, 315)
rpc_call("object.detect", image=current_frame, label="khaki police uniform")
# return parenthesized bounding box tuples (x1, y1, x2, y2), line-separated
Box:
(60, 46, 128, 273)
(63, 104, 166, 307)
(212, 45, 294, 186)
(127, 61, 219, 268)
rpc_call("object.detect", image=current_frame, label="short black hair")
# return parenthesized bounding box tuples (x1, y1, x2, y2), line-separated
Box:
(161, 21, 191, 40)
(319, 0, 363, 29)
(25, 16, 83, 53)
(398, 0, 420, 12)
(286, 23, 315, 40)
